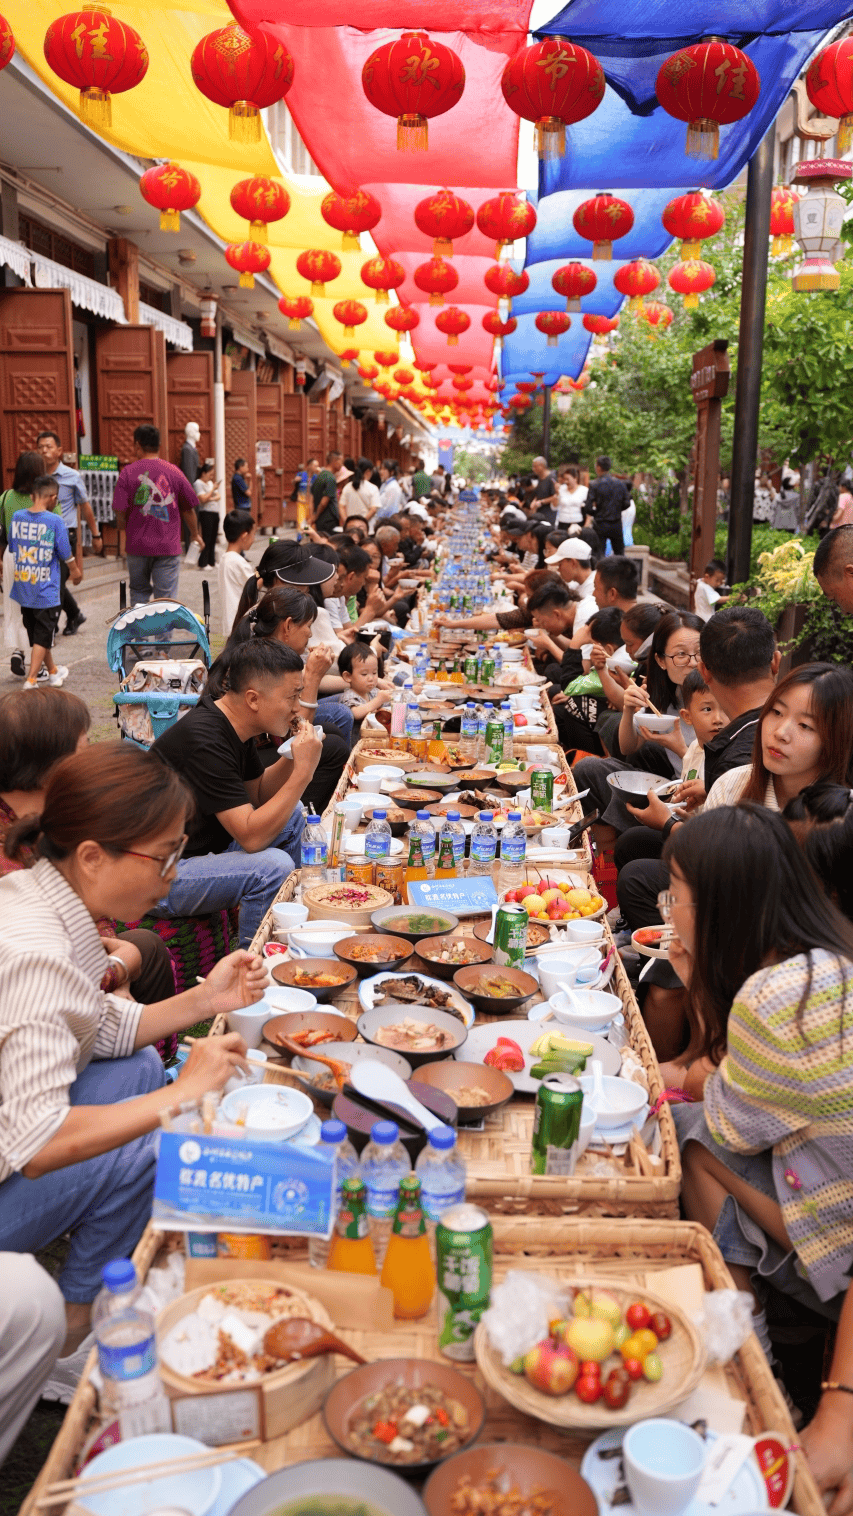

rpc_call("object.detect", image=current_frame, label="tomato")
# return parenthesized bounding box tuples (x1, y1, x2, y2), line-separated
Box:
(603, 1375, 631, 1410)
(643, 1352, 664, 1383)
(579, 1361, 601, 1380)
(625, 1302, 651, 1331)
(649, 1311, 672, 1341)
(576, 1374, 602, 1404)
(623, 1357, 644, 1381)
(635, 928, 663, 946)
(633, 1328, 660, 1358)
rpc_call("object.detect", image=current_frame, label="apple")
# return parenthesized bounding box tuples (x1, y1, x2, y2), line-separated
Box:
(540, 888, 561, 905)
(603, 1373, 631, 1410)
(562, 1316, 615, 1363)
(523, 895, 547, 916)
(523, 1338, 579, 1396)
(574, 1289, 623, 1331)
(642, 1352, 663, 1383)
(517, 885, 537, 901)
(625, 1302, 650, 1332)
(547, 902, 563, 920)
(649, 1311, 672, 1341)
(504, 889, 520, 903)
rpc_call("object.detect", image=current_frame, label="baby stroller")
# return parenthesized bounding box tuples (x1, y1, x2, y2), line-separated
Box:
(108, 582, 212, 749)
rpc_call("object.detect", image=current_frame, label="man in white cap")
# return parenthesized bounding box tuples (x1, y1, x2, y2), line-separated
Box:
(545, 537, 597, 632)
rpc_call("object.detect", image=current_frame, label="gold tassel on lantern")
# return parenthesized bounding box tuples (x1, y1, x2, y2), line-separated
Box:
(80, 86, 112, 127)
(547, 334, 558, 347)
(239, 271, 254, 289)
(342, 231, 361, 250)
(536, 117, 566, 159)
(344, 324, 355, 338)
(249, 220, 268, 244)
(680, 239, 700, 258)
(686, 118, 720, 159)
(772, 232, 793, 256)
(840, 114, 853, 155)
(593, 240, 612, 260)
(374, 290, 389, 305)
(288, 317, 301, 330)
(397, 112, 428, 151)
(160, 209, 180, 232)
(229, 102, 262, 143)
(429, 292, 444, 307)
(433, 237, 452, 255)
(684, 292, 699, 309)
(311, 280, 325, 296)
(447, 333, 459, 346)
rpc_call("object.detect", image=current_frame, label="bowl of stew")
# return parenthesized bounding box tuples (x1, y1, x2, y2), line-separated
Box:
(452, 964, 539, 1016)
(271, 958, 358, 1004)
(357, 1004, 467, 1068)
(370, 906, 459, 945)
(323, 1357, 485, 1475)
(416, 936, 492, 982)
(333, 934, 415, 978)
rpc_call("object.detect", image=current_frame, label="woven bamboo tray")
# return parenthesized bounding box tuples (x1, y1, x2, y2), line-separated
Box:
(21, 1217, 823, 1516)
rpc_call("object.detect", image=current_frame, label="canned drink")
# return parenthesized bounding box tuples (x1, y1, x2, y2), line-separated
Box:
(480, 656, 495, 686)
(493, 903, 528, 969)
(463, 655, 478, 683)
(530, 769, 554, 813)
(462, 592, 473, 612)
(436, 1203, 493, 1360)
(217, 1233, 272, 1259)
(484, 716, 505, 766)
(531, 1074, 583, 1176)
(346, 858, 374, 885)
(374, 858, 404, 903)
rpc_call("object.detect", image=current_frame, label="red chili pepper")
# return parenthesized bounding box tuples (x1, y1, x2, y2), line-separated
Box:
(435, 1407, 449, 1426)
(372, 1420, 398, 1444)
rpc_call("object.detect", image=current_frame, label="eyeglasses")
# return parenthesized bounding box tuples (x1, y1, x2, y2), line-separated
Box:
(122, 835, 188, 878)
(662, 650, 701, 667)
(657, 889, 694, 922)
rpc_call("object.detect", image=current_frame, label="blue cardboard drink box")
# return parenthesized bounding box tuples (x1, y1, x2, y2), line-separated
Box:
(153, 1127, 336, 1238)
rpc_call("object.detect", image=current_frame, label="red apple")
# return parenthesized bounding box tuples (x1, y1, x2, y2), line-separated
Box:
(649, 1311, 672, 1341)
(603, 1372, 631, 1410)
(625, 1302, 650, 1332)
(517, 885, 537, 901)
(504, 889, 519, 903)
(523, 1338, 579, 1397)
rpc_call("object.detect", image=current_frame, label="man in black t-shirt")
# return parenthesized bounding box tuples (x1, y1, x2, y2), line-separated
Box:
(152, 640, 323, 948)
(530, 456, 557, 524)
(585, 456, 629, 556)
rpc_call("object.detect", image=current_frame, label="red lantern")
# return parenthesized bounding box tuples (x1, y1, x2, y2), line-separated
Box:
(500, 37, 605, 158)
(191, 23, 293, 143)
(656, 42, 760, 161)
(361, 255, 405, 305)
(509, 393, 532, 411)
(583, 313, 619, 334)
(535, 311, 571, 347)
(552, 261, 597, 311)
(423, 372, 442, 388)
(482, 310, 518, 345)
(448, 363, 472, 375)
(230, 176, 290, 244)
(435, 307, 471, 347)
(374, 350, 399, 369)
(662, 191, 725, 258)
(516, 381, 538, 394)
(321, 188, 382, 251)
(43, 8, 148, 128)
(139, 163, 200, 232)
(296, 249, 342, 296)
(640, 300, 674, 333)
(807, 40, 853, 155)
(414, 190, 474, 255)
(452, 376, 474, 392)
(573, 194, 634, 260)
(0, 16, 15, 72)
(333, 299, 368, 339)
(614, 258, 660, 311)
(225, 241, 270, 289)
(770, 185, 800, 256)
(362, 30, 465, 152)
(668, 258, 716, 309)
(414, 255, 458, 306)
(339, 349, 360, 367)
(568, 373, 591, 391)
(484, 263, 529, 317)
(278, 294, 313, 330)
(357, 362, 379, 381)
(384, 305, 420, 335)
(476, 193, 537, 257)
(394, 367, 415, 386)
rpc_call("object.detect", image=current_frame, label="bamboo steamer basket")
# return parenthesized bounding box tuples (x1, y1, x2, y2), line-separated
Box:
(301, 880, 394, 925)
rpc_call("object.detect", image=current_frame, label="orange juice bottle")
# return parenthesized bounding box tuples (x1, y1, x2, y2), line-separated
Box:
(380, 1176, 435, 1318)
(404, 825, 429, 904)
(326, 1177, 377, 1275)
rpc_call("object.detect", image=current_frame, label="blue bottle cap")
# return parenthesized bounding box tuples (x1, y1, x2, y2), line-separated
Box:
(102, 1259, 136, 1292)
(306, 814, 321, 824)
(427, 1124, 456, 1150)
(479, 811, 494, 821)
(320, 1119, 347, 1144)
(416, 811, 430, 820)
(509, 811, 521, 821)
(371, 1120, 399, 1144)
(373, 809, 387, 819)
(446, 810, 460, 821)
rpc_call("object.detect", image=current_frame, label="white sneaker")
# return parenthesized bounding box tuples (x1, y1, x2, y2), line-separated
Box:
(42, 1332, 95, 1405)
(47, 666, 69, 686)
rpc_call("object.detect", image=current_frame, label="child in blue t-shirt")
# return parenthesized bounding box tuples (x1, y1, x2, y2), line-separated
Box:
(9, 474, 82, 688)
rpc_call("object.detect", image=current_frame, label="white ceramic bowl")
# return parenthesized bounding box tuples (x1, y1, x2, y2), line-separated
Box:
(225, 998, 276, 1049)
(540, 824, 574, 849)
(356, 765, 405, 791)
(501, 648, 524, 662)
(577, 1097, 596, 1158)
(346, 789, 386, 810)
(548, 987, 623, 1031)
(536, 949, 601, 999)
(271, 902, 309, 931)
(565, 918, 607, 947)
(579, 1071, 647, 1129)
(335, 798, 365, 827)
(289, 922, 358, 958)
(631, 712, 679, 735)
(78, 1434, 221, 1516)
(220, 1082, 314, 1141)
(263, 984, 318, 1015)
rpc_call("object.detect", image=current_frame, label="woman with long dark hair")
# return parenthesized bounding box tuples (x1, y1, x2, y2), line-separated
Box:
(339, 456, 380, 528)
(615, 610, 704, 769)
(784, 780, 853, 923)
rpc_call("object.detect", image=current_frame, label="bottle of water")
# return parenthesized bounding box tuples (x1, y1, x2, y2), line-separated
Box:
(416, 810, 436, 877)
(441, 809, 467, 872)
(361, 1120, 410, 1266)
(416, 1125, 467, 1236)
(476, 702, 489, 762)
(414, 644, 430, 681)
(499, 810, 527, 891)
(364, 809, 392, 866)
(404, 702, 423, 743)
(390, 685, 408, 740)
(476, 645, 487, 682)
(492, 642, 503, 680)
(500, 701, 515, 764)
(93, 1260, 161, 1415)
(460, 701, 479, 763)
(300, 814, 328, 885)
(469, 811, 498, 876)
(309, 1118, 361, 1268)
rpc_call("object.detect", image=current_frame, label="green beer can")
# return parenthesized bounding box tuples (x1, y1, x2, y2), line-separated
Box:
(531, 1074, 583, 1176)
(484, 714, 504, 766)
(530, 768, 554, 812)
(493, 902, 528, 969)
(480, 655, 495, 686)
(436, 1203, 493, 1360)
(463, 654, 478, 683)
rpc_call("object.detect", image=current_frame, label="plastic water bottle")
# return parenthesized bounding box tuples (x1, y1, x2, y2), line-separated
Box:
(390, 685, 408, 741)
(309, 1118, 361, 1268)
(364, 809, 392, 865)
(416, 1125, 467, 1235)
(441, 810, 467, 871)
(500, 810, 527, 891)
(300, 814, 328, 884)
(416, 810, 436, 876)
(475, 702, 489, 762)
(492, 643, 503, 680)
(460, 701, 479, 763)
(405, 702, 423, 743)
(414, 644, 430, 681)
(93, 1260, 161, 1414)
(500, 701, 515, 764)
(469, 811, 498, 876)
(361, 1120, 410, 1266)
(476, 645, 487, 681)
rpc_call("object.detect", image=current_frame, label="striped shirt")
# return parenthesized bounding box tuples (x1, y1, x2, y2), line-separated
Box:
(705, 949, 853, 1302)
(0, 859, 143, 1182)
(703, 763, 779, 813)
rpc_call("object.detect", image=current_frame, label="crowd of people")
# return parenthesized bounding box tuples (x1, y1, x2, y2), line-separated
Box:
(5, 448, 853, 1509)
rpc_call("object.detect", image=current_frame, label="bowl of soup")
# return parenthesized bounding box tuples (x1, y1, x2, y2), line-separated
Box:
(333, 934, 414, 977)
(271, 959, 358, 1003)
(370, 905, 459, 945)
(225, 1460, 429, 1516)
(357, 1003, 467, 1068)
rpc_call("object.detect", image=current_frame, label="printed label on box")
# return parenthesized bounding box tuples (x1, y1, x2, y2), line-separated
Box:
(153, 1132, 336, 1237)
(171, 1387, 262, 1445)
(406, 877, 499, 916)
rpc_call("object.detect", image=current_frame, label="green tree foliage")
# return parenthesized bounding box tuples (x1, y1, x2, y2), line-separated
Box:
(452, 447, 492, 482)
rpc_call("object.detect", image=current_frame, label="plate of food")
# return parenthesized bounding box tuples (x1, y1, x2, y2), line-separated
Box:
(631, 925, 675, 960)
(452, 964, 539, 1016)
(333, 934, 414, 977)
(460, 1019, 620, 1093)
(323, 1357, 485, 1474)
(290, 1040, 412, 1103)
(472, 917, 553, 954)
(416, 935, 492, 980)
(415, 1059, 515, 1121)
(358, 971, 474, 1027)
(357, 1004, 468, 1067)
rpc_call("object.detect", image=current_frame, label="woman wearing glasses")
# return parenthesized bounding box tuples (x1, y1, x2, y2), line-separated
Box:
(0, 742, 263, 1363)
